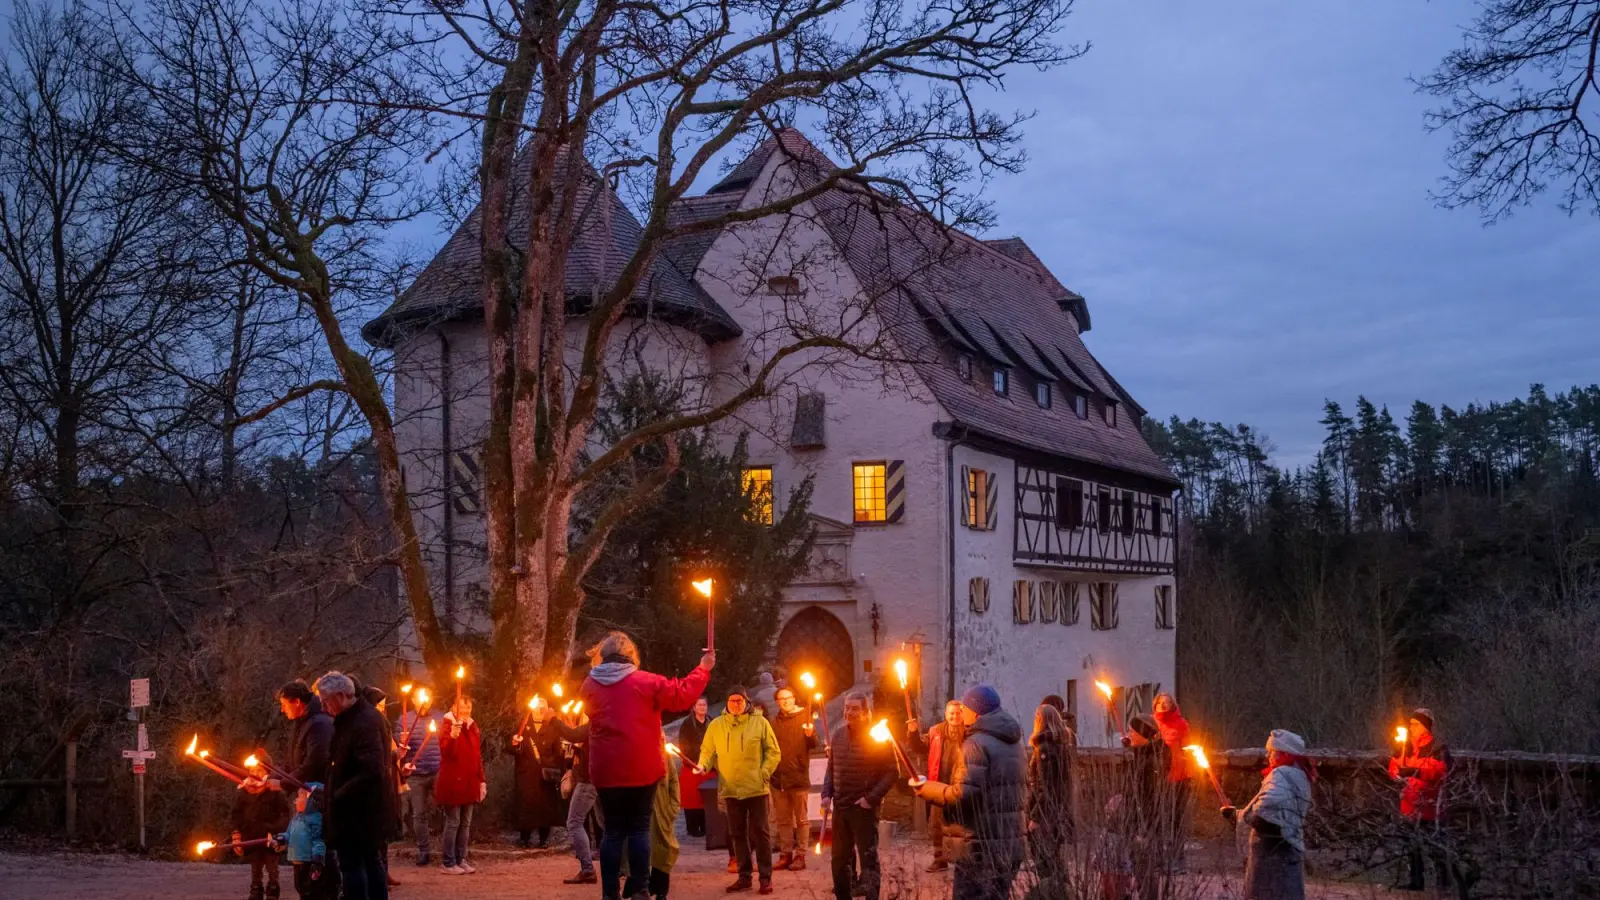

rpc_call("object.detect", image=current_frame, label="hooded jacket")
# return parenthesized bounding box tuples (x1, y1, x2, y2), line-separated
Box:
(1389, 732, 1450, 822)
(281, 782, 326, 865)
(919, 708, 1026, 868)
(434, 713, 485, 807)
(1151, 704, 1193, 783)
(768, 706, 820, 790)
(580, 658, 710, 789)
(698, 709, 780, 800)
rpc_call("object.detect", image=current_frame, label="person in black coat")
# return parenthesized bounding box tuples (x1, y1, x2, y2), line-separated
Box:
(277, 681, 334, 787)
(315, 671, 391, 900)
(508, 705, 566, 848)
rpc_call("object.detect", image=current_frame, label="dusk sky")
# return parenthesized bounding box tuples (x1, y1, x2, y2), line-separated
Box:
(985, 0, 1600, 465)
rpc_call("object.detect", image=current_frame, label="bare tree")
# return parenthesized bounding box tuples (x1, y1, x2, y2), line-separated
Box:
(1420, 0, 1600, 220)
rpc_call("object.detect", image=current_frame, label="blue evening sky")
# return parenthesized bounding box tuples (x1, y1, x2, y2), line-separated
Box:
(986, 0, 1600, 465)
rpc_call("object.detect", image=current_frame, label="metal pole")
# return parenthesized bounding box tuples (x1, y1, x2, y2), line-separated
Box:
(135, 708, 146, 851)
(64, 740, 76, 841)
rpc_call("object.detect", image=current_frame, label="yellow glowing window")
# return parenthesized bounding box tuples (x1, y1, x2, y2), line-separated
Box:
(853, 462, 887, 523)
(742, 467, 774, 525)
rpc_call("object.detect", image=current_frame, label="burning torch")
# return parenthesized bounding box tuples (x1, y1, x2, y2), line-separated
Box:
(692, 578, 716, 651)
(870, 719, 921, 783)
(664, 742, 705, 775)
(1182, 745, 1232, 808)
(1095, 680, 1126, 738)
(184, 735, 244, 785)
(894, 658, 915, 724)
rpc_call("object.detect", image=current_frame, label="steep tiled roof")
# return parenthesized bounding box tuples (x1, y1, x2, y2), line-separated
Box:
(729, 133, 1174, 485)
(983, 237, 1091, 331)
(362, 152, 740, 348)
(663, 193, 743, 278)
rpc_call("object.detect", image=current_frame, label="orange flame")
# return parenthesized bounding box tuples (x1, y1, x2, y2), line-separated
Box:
(428, 720, 438, 733)
(528, 696, 540, 710)
(454, 666, 465, 680)
(561, 701, 574, 714)
(573, 701, 583, 715)
(195, 840, 215, 855)
(1395, 726, 1407, 744)
(869, 719, 892, 743)
(813, 692, 822, 703)
(552, 683, 564, 698)
(414, 688, 431, 707)
(1095, 680, 1114, 700)
(799, 672, 816, 690)
(400, 683, 413, 695)
(893, 659, 909, 690)
(1182, 744, 1211, 770)
(664, 742, 681, 757)
(244, 755, 260, 769)
(185, 734, 198, 756)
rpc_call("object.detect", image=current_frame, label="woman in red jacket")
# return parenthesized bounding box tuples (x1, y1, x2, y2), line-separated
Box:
(435, 696, 486, 875)
(579, 631, 713, 900)
(1389, 708, 1452, 891)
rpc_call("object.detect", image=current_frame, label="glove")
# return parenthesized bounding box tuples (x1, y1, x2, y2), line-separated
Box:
(1397, 766, 1419, 778)
(1220, 806, 1238, 823)
(309, 861, 324, 882)
(231, 831, 244, 856)
(1120, 736, 1132, 748)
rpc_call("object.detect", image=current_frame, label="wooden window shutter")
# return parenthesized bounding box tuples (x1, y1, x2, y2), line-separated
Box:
(790, 392, 826, 449)
(1012, 580, 1036, 624)
(959, 465, 973, 527)
(1037, 582, 1060, 623)
(1060, 583, 1081, 626)
(1155, 585, 1175, 630)
(984, 469, 1000, 531)
(969, 577, 990, 614)
(885, 459, 906, 523)
(452, 450, 483, 516)
(1091, 582, 1119, 630)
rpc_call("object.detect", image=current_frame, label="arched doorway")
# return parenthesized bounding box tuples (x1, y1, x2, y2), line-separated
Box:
(776, 606, 855, 700)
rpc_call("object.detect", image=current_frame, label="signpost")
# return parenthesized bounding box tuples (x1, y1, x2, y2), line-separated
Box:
(127, 678, 150, 851)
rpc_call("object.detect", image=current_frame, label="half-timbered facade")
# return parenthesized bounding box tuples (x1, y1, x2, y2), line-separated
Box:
(367, 129, 1181, 745)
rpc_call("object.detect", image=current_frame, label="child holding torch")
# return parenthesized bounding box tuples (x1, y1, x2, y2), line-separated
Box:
(232, 759, 292, 900)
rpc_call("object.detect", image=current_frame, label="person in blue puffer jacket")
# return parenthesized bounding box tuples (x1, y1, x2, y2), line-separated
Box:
(274, 783, 331, 900)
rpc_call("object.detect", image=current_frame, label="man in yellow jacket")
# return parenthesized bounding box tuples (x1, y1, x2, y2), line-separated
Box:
(699, 685, 781, 894)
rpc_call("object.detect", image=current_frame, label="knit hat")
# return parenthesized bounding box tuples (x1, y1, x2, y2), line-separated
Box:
(961, 684, 1001, 716)
(726, 685, 750, 701)
(1266, 729, 1307, 756)
(1411, 708, 1435, 732)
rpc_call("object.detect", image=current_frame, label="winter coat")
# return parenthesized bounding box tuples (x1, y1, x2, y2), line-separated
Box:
(287, 697, 334, 786)
(910, 722, 966, 784)
(395, 710, 441, 775)
(652, 752, 682, 872)
(822, 720, 896, 809)
(580, 659, 710, 789)
(1151, 707, 1193, 783)
(435, 713, 485, 807)
(769, 707, 819, 791)
(1389, 734, 1450, 822)
(555, 718, 591, 785)
(1025, 737, 1072, 837)
(698, 710, 780, 800)
(919, 708, 1026, 870)
(677, 713, 711, 763)
(508, 721, 565, 830)
(232, 783, 293, 841)
(324, 694, 392, 851)
(1241, 762, 1312, 854)
(373, 706, 403, 840)
(280, 783, 326, 865)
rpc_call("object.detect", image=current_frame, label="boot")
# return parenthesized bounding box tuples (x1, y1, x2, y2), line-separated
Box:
(758, 880, 773, 895)
(264, 883, 281, 900)
(788, 855, 806, 871)
(726, 876, 753, 893)
(248, 886, 264, 900)
(775, 852, 792, 871)
(564, 871, 598, 885)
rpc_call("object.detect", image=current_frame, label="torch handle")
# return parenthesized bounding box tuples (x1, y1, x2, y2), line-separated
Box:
(1207, 769, 1231, 808)
(192, 757, 244, 785)
(707, 603, 715, 653)
(258, 758, 310, 793)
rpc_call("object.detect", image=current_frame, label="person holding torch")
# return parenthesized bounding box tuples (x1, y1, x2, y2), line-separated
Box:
(906, 700, 967, 872)
(1221, 729, 1314, 900)
(698, 685, 781, 894)
(821, 691, 896, 900)
(1389, 709, 1453, 892)
(769, 687, 820, 871)
(911, 684, 1026, 900)
(393, 687, 439, 865)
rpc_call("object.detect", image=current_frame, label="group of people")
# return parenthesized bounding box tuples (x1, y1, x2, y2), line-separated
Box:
(220, 636, 1453, 900)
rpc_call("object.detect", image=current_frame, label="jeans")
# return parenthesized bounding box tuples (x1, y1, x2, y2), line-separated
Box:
(567, 781, 601, 873)
(598, 783, 658, 899)
(335, 847, 388, 900)
(248, 852, 280, 887)
(771, 788, 810, 855)
(405, 772, 436, 855)
(440, 804, 474, 867)
(684, 808, 706, 837)
(726, 795, 773, 882)
(831, 805, 878, 900)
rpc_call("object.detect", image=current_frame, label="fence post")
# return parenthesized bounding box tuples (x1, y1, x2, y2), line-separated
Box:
(64, 740, 77, 841)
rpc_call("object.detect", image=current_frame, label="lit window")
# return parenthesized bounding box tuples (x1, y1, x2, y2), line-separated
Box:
(966, 468, 989, 528)
(1035, 382, 1051, 409)
(1073, 392, 1088, 419)
(993, 369, 1009, 396)
(853, 462, 887, 523)
(742, 466, 774, 525)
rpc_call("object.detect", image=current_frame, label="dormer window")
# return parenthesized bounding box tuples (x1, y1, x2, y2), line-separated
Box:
(1105, 399, 1118, 428)
(1034, 382, 1051, 409)
(958, 354, 973, 381)
(992, 368, 1009, 396)
(1072, 391, 1088, 419)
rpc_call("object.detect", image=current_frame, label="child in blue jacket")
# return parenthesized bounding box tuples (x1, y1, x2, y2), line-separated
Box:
(273, 784, 330, 900)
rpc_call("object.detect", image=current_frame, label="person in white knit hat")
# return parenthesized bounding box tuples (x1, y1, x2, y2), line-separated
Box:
(1221, 729, 1314, 900)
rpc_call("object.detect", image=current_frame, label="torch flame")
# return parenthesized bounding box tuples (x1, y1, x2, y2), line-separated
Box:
(245, 755, 260, 769)
(691, 578, 714, 598)
(552, 683, 564, 698)
(813, 692, 822, 703)
(415, 688, 430, 706)
(401, 683, 413, 695)
(185, 734, 199, 756)
(1182, 744, 1211, 770)
(894, 659, 909, 689)
(528, 696, 540, 711)
(1395, 726, 1407, 744)
(199, 750, 210, 759)
(869, 719, 893, 744)
(196, 841, 215, 855)
(814, 842, 821, 855)
(800, 672, 816, 690)
(561, 701, 574, 714)
(664, 742, 681, 757)
(428, 720, 438, 733)
(573, 701, 583, 715)
(1095, 680, 1114, 700)
(455, 666, 466, 680)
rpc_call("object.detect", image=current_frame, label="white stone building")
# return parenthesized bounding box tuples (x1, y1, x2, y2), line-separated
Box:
(364, 131, 1181, 745)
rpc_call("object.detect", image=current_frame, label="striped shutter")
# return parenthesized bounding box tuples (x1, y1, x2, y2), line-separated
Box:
(1037, 582, 1059, 623)
(1060, 583, 1081, 626)
(958, 465, 972, 527)
(1012, 580, 1035, 624)
(1108, 583, 1120, 628)
(885, 459, 906, 523)
(969, 577, 990, 614)
(1091, 583, 1120, 630)
(984, 470, 999, 531)
(452, 450, 483, 515)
